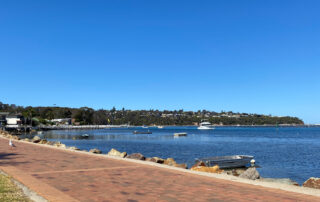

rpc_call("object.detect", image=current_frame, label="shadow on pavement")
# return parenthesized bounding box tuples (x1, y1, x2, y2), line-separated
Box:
(0, 152, 28, 166)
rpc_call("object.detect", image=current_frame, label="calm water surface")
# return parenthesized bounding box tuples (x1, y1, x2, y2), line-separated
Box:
(36, 126, 320, 184)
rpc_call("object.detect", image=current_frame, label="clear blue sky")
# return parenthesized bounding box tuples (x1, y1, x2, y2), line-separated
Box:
(0, 1, 319, 123)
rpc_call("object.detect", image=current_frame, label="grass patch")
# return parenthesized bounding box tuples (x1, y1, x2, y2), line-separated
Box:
(0, 174, 31, 202)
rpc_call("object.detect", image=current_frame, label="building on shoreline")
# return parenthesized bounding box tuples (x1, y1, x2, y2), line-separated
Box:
(0, 112, 9, 127)
(0, 113, 25, 128)
(51, 118, 72, 125)
(0, 113, 27, 132)
(6, 114, 24, 126)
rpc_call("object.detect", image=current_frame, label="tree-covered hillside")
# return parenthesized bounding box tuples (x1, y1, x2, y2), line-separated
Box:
(0, 102, 304, 126)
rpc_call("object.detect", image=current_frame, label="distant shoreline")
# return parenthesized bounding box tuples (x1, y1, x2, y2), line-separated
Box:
(3, 124, 319, 133)
(195, 124, 319, 127)
(41, 124, 320, 129)
(138, 124, 317, 127)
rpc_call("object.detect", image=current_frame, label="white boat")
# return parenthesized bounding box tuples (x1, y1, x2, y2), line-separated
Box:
(197, 121, 214, 130)
(157, 126, 164, 129)
(141, 125, 148, 129)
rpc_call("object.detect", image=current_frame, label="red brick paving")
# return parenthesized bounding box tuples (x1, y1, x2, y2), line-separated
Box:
(0, 137, 319, 202)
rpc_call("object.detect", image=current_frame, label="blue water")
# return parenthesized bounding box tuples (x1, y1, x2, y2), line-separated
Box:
(38, 126, 320, 184)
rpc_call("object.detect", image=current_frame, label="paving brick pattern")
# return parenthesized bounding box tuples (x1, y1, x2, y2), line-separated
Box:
(0, 137, 319, 201)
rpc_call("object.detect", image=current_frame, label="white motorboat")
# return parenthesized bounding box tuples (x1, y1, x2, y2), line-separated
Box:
(197, 121, 214, 130)
(157, 126, 164, 129)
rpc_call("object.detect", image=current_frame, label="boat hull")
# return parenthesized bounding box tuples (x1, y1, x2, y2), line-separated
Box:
(174, 132, 187, 137)
(195, 155, 254, 169)
(133, 131, 152, 134)
(197, 126, 214, 130)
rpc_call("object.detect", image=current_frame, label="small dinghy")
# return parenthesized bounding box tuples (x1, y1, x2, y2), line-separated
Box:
(79, 134, 89, 139)
(174, 132, 187, 137)
(195, 155, 254, 169)
(133, 130, 152, 134)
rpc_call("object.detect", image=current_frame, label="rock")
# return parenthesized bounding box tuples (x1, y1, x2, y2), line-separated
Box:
(260, 178, 299, 186)
(152, 157, 165, 164)
(239, 167, 260, 180)
(39, 139, 48, 144)
(126, 153, 145, 160)
(164, 158, 176, 166)
(69, 146, 80, 151)
(53, 141, 60, 146)
(12, 136, 20, 140)
(46, 141, 54, 145)
(162, 158, 187, 169)
(23, 138, 31, 142)
(191, 165, 222, 173)
(32, 136, 41, 143)
(89, 148, 102, 154)
(53, 142, 66, 148)
(303, 177, 320, 189)
(107, 148, 127, 158)
(222, 167, 247, 176)
(1, 131, 11, 137)
(173, 163, 188, 169)
(191, 161, 206, 169)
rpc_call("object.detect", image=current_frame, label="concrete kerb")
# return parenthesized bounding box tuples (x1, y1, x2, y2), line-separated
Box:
(1, 135, 320, 198)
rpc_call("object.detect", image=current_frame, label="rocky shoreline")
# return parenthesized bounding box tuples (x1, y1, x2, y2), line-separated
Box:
(1, 129, 319, 190)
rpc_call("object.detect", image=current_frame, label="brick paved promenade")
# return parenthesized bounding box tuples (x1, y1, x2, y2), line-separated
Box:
(0, 137, 319, 202)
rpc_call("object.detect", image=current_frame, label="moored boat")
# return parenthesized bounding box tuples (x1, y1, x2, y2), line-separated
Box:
(197, 121, 214, 130)
(80, 134, 89, 138)
(174, 132, 187, 137)
(133, 130, 152, 134)
(195, 155, 254, 169)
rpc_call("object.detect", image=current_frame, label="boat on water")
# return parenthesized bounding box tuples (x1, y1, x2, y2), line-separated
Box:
(133, 130, 152, 134)
(174, 132, 187, 137)
(157, 126, 164, 129)
(81, 134, 89, 137)
(197, 121, 214, 130)
(195, 155, 254, 169)
(75, 134, 90, 139)
(141, 125, 148, 129)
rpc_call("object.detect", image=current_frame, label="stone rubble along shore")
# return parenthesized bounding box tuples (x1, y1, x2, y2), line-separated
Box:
(107, 148, 127, 158)
(89, 148, 102, 154)
(1, 130, 319, 190)
(303, 178, 320, 189)
(106, 148, 188, 169)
